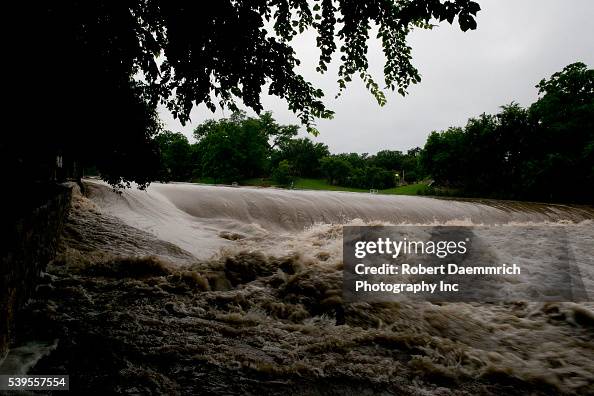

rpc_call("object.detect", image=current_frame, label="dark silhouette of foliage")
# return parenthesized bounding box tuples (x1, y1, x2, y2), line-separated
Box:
(155, 111, 419, 188)
(320, 156, 354, 185)
(154, 132, 193, 182)
(272, 138, 330, 177)
(348, 165, 395, 189)
(166, 111, 419, 189)
(317, 150, 422, 189)
(367, 149, 423, 182)
(401, 147, 424, 182)
(420, 63, 594, 203)
(369, 150, 406, 171)
(320, 154, 400, 189)
(193, 111, 299, 183)
(272, 160, 294, 186)
(335, 153, 371, 170)
(7, 0, 480, 187)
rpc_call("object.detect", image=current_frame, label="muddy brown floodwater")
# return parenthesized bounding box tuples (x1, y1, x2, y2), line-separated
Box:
(4, 180, 594, 395)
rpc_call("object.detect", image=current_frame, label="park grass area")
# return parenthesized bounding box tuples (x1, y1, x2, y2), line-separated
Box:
(293, 178, 367, 192)
(379, 183, 429, 195)
(241, 177, 365, 192)
(240, 178, 270, 187)
(191, 177, 217, 184)
(240, 177, 429, 196)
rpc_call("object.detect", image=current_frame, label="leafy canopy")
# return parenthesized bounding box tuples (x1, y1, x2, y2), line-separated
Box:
(193, 111, 299, 183)
(420, 62, 594, 203)
(136, 0, 481, 132)
(12, 0, 480, 188)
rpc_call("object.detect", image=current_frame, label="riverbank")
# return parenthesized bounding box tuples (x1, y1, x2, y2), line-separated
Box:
(1, 183, 73, 364)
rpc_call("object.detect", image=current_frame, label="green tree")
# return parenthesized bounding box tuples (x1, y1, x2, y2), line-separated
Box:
(335, 153, 369, 170)
(9, 1, 481, 187)
(367, 149, 423, 183)
(420, 127, 468, 187)
(194, 112, 302, 183)
(272, 160, 294, 186)
(401, 147, 424, 182)
(154, 131, 193, 182)
(260, 113, 299, 150)
(194, 114, 267, 183)
(369, 150, 404, 171)
(365, 166, 396, 189)
(273, 138, 330, 177)
(528, 62, 594, 201)
(345, 166, 395, 189)
(320, 156, 353, 185)
(419, 63, 593, 203)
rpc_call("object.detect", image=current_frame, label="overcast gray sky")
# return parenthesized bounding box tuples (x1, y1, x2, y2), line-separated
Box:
(159, 0, 594, 154)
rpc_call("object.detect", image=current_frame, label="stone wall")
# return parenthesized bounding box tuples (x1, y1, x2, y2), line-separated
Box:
(0, 183, 73, 362)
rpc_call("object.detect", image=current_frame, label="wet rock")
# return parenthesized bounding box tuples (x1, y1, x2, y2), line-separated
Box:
(219, 231, 245, 241)
(224, 252, 276, 285)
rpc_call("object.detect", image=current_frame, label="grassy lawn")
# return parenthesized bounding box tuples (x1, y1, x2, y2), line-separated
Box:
(295, 179, 429, 195)
(241, 177, 365, 191)
(240, 177, 428, 196)
(240, 178, 269, 186)
(379, 183, 429, 195)
(191, 177, 217, 184)
(240, 177, 365, 191)
(293, 178, 367, 192)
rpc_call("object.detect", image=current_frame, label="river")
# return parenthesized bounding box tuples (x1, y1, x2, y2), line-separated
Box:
(4, 180, 593, 395)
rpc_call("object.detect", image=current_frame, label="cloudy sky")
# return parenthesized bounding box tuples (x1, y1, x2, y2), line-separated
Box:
(160, 0, 594, 154)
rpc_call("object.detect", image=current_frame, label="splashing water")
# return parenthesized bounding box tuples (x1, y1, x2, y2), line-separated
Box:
(7, 180, 594, 395)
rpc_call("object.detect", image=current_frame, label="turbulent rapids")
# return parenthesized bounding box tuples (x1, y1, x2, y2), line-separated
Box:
(7, 180, 594, 394)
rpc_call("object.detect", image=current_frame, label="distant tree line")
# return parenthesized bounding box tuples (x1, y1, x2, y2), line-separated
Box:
(154, 112, 423, 189)
(155, 62, 592, 203)
(319, 149, 422, 189)
(421, 62, 593, 203)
